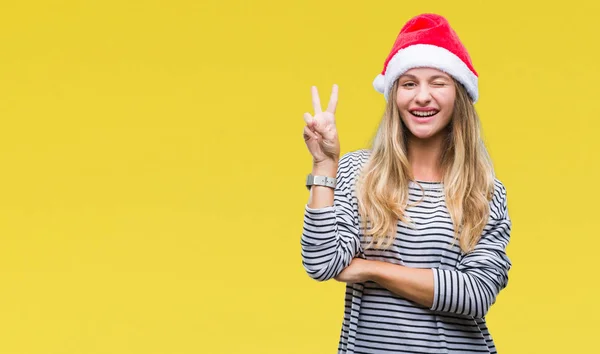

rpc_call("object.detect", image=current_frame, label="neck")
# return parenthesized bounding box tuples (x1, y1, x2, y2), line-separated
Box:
(407, 132, 445, 182)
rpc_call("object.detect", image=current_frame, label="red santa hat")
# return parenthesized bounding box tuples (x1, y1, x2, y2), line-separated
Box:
(373, 13, 479, 103)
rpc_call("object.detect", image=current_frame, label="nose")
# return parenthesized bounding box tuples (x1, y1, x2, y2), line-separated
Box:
(414, 85, 432, 105)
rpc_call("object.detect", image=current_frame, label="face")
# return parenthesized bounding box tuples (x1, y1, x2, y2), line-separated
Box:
(395, 67, 456, 141)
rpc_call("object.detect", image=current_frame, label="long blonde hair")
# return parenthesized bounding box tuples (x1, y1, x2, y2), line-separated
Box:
(356, 80, 495, 253)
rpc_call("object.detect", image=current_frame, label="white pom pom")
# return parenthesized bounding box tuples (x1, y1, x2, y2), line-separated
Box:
(372, 74, 385, 94)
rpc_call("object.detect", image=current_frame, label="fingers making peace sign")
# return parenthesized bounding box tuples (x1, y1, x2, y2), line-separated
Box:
(303, 84, 340, 165)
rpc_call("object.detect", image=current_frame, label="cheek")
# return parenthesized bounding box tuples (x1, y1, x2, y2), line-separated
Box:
(395, 90, 413, 107)
(433, 91, 456, 112)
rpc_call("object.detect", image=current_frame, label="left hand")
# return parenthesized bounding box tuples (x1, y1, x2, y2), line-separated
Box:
(334, 258, 372, 284)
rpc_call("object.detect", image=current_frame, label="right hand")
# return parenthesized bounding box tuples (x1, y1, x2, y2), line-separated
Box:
(303, 85, 340, 165)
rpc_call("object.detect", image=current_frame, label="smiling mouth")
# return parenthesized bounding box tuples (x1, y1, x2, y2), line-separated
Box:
(409, 110, 439, 118)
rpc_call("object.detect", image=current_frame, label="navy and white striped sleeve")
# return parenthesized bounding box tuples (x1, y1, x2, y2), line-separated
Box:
(430, 180, 512, 318)
(300, 152, 362, 282)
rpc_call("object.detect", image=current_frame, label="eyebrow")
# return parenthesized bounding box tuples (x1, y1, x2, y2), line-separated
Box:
(399, 74, 451, 80)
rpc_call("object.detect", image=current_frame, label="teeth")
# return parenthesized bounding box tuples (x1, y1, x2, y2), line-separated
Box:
(411, 110, 438, 117)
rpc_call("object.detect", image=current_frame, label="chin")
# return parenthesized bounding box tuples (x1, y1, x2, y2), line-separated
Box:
(407, 127, 438, 140)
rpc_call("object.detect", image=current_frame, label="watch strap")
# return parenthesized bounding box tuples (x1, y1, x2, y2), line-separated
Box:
(306, 174, 337, 190)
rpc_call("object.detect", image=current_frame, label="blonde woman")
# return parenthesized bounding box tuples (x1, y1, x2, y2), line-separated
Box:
(301, 13, 512, 354)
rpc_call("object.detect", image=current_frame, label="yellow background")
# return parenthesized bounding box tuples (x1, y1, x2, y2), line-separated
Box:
(0, 0, 597, 353)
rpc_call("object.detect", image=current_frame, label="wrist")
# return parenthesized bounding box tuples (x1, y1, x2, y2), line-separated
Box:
(312, 159, 338, 177)
(364, 260, 381, 282)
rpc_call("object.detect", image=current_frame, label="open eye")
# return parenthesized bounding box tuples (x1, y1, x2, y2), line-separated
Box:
(401, 82, 416, 88)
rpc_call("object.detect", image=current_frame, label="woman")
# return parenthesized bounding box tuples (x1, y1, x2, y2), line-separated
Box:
(301, 13, 512, 353)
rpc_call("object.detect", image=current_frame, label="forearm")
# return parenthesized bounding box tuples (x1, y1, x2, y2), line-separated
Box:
(366, 261, 434, 308)
(307, 161, 338, 209)
(301, 158, 362, 281)
(364, 259, 505, 318)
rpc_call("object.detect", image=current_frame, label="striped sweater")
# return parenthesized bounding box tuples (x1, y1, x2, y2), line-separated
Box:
(301, 149, 512, 353)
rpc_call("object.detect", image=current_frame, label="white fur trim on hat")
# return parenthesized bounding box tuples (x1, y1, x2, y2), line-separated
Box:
(374, 44, 479, 103)
(373, 74, 385, 93)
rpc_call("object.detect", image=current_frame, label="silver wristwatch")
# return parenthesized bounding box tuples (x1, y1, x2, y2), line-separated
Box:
(306, 174, 337, 190)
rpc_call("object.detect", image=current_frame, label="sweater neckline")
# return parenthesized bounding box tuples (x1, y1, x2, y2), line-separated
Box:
(409, 180, 444, 190)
